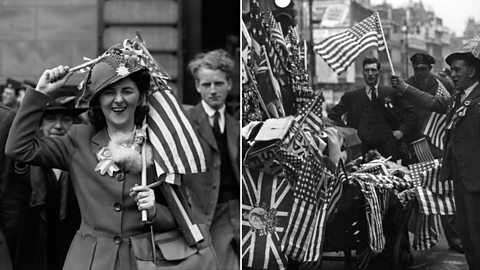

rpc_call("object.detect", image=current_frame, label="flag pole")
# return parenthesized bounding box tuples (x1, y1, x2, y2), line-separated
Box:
(376, 12, 395, 75)
(303, 40, 308, 71)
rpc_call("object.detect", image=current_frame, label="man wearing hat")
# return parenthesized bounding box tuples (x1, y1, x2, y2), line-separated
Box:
(391, 39, 480, 268)
(405, 53, 464, 253)
(1, 79, 22, 110)
(16, 93, 86, 270)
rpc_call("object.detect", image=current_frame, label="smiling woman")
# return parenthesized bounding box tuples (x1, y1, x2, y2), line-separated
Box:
(4, 45, 179, 270)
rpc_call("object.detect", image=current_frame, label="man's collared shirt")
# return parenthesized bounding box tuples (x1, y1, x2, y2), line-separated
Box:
(201, 100, 226, 134)
(365, 84, 379, 101)
(461, 81, 479, 102)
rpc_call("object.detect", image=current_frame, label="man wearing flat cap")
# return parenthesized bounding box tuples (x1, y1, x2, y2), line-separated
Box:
(391, 39, 480, 269)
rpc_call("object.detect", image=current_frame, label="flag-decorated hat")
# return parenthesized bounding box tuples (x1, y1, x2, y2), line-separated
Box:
(78, 44, 148, 107)
(446, 37, 480, 67)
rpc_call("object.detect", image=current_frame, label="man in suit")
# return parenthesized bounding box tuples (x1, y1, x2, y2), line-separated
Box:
(184, 49, 240, 270)
(0, 105, 30, 270)
(328, 57, 415, 161)
(391, 39, 480, 269)
(405, 53, 464, 253)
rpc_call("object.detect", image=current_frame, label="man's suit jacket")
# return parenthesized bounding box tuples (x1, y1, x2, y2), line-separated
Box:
(328, 86, 415, 146)
(183, 103, 240, 228)
(402, 82, 480, 191)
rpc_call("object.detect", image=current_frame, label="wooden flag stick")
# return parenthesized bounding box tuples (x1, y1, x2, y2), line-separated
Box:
(141, 139, 148, 222)
(376, 12, 395, 75)
(69, 55, 105, 73)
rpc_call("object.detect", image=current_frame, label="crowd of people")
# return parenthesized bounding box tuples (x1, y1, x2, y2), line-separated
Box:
(326, 40, 480, 269)
(0, 47, 240, 270)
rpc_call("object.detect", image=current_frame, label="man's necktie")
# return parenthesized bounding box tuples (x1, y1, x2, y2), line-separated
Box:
(212, 110, 221, 138)
(370, 87, 377, 102)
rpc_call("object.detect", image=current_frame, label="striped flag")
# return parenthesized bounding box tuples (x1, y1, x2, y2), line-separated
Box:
(303, 162, 346, 265)
(411, 137, 435, 162)
(421, 78, 450, 150)
(408, 159, 441, 187)
(314, 12, 385, 75)
(242, 168, 292, 270)
(295, 92, 323, 132)
(355, 179, 385, 253)
(147, 91, 206, 178)
(129, 37, 207, 182)
(412, 213, 441, 250)
(281, 154, 326, 262)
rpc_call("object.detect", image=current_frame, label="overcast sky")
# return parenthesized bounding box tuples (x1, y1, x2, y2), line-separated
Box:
(370, 0, 480, 36)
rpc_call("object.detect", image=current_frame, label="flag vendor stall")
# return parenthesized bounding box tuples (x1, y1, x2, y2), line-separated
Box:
(241, 3, 440, 269)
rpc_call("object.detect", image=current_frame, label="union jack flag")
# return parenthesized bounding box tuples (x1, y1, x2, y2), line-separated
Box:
(242, 168, 293, 270)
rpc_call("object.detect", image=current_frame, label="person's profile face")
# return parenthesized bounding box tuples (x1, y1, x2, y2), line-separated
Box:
(98, 77, 142, 131)
(362, 63, 380, 87)
(41, 112, 74, 137)
(2, 88, 17, 107)
(195, 68, 231, 110)
(450, 59, 475, 91)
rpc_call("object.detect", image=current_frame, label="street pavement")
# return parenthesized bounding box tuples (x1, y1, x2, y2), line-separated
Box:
(315, 231, 467, 269)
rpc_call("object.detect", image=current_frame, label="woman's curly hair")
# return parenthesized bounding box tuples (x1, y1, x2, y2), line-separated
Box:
(88, 69, 150, 131)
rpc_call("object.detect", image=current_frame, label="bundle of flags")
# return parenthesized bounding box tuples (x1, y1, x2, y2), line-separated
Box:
(314, 12, 386, 75)
(281, 156, 345, 265)
(408, 157, 455, 250)
(242, 0, 314, 124)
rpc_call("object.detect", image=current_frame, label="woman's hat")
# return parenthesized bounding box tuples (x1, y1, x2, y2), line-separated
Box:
(445, 37, 480, 67)
(77, 44, 148, 107)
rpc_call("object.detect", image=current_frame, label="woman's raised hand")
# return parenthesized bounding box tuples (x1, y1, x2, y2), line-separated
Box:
(36, 65, 72, 95)
(129, 184, 157, 221)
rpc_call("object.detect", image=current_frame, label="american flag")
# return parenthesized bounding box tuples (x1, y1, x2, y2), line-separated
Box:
(295, 92, 323, 132)
(314, 12, 385, 75)
(421, 78, 450, 150)
(408, 159, 441, 188)
(412, 214, 441, 250)
(129, 36, 207, 182)
(281, 154, 326, 262)
(411, 137, 435, 162)
(355, 179, 385, 253)
(242, 168, 292, 270)
(303, 161, 346, 265)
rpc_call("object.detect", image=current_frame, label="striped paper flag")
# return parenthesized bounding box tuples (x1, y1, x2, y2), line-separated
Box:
(242, 168, 292, 270)
(408, 159, 440, 187)
(412, 214, 441, 250)
(130, 37, 207, 182)
(421, 78, 450, 150)
(314, 12, 385, 75)
(411, 137, 435, 162)
(281, 154, 326, 262)
(304, 162, 346, 265)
